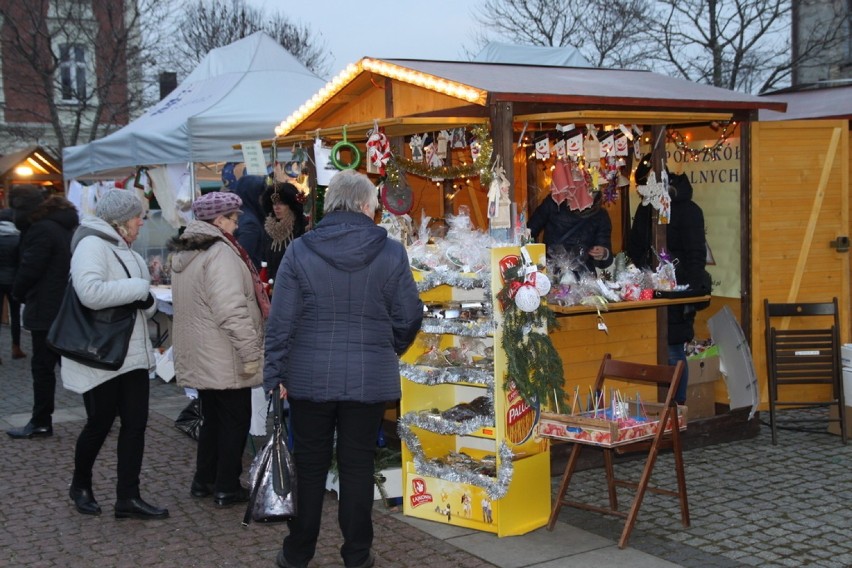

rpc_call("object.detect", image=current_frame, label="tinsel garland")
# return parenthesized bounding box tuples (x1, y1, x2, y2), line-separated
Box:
(386, 124, 494, 187)
(398, 419, 514, 500)
(421, 319, 494, 338)
(415, 269, 490, 292)
(398, 409, 495, 437)
(400, 362, 494, 387)
(497, 265, 565, 408)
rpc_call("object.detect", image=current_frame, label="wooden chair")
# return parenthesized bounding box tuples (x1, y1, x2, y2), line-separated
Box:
(546, 354, 689, 549)
(764, 298, 847, 445)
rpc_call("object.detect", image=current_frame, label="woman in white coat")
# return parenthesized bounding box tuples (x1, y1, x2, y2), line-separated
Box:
(169, 191, 267, 508)
(64, 189, 167, 520)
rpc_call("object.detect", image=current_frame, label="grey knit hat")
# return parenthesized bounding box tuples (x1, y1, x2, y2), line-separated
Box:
(96, 189, 144, 224)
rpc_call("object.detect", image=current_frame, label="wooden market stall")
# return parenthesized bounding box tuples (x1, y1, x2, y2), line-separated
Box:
(270, 57, 790, 401)
(0, 146, 63, 204)
(265, 56, 815, 535)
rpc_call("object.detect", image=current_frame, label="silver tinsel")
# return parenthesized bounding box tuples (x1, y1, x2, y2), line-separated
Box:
(398, 410, 494, 436)
(421, 319, 494, 337)
(398, 423, 514, 501)
(415, 268, 489, 293)
(399, 363, 494, 387)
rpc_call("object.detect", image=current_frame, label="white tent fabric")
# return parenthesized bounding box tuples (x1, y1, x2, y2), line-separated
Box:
(473, 41, 591, 68)
(62, 32, 327, 180)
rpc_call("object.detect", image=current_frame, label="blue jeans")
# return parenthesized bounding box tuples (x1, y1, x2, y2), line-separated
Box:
(667, 343, 689, 405)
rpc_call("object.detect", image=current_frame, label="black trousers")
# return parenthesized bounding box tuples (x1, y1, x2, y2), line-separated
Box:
(194, 387, 252, 493)
(0, 285, 21, 346)
(72, 368, 149, 499)
(30, 329, 59, 427)
(282, 398, 385, 568)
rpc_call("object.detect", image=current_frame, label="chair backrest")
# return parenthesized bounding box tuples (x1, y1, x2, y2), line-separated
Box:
(764, 298, 839, 320)
(594, 353, 685, 409)
(764, 297, 840, 385)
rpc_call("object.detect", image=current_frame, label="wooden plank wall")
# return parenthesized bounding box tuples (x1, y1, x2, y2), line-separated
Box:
(751, 120, 850, 407)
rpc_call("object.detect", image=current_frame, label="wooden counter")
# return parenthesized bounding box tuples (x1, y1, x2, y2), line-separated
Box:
(546, 297, 711, 399)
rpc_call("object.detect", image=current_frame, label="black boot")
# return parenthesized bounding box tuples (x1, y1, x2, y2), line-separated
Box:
(69, 486, 101, 516)
(114, 497, 169, 520)
(190, 479, 214, 498)
(213, 486, 250, 508)
(7, 422, 52, 439)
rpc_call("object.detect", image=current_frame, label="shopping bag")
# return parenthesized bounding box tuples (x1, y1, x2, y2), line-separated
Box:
(242, 398, 297, 525)
(174, 398, 203, 441)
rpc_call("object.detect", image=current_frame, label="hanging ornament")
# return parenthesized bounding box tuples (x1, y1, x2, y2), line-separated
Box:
(380, 176, 413, 215)
(514, 283, 541, 312)
(534, 134, 550, 160)
(331, 126, 361, 170)
(409, 133, 424, 162)
(366, 122, 391, 175)
(534, 272, 552, 297)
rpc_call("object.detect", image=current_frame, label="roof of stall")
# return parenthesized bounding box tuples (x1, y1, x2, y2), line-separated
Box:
(759, 84, 852, 121)
(272, 58, 787, 143)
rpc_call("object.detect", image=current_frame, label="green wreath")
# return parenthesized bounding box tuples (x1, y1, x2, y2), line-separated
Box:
(331, 126, 361, 170)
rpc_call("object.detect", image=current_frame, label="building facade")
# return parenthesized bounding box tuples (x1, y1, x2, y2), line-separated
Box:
(792, 0, 852, 86)
(0, 0, 142, 156)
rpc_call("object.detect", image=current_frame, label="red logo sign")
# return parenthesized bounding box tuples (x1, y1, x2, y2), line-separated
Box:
(409, 477, 433, 508)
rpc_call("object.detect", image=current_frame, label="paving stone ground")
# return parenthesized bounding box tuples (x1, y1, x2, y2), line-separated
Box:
(2, 327, 851, 567)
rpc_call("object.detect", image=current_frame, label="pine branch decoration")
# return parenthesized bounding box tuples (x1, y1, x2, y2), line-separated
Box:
(498, 265, 565, 408)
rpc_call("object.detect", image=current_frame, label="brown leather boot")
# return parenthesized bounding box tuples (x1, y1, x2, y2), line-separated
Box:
(11, 345, 25, 359)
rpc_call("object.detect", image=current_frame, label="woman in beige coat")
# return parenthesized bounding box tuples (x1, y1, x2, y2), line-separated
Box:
(169, 191, 268, 507)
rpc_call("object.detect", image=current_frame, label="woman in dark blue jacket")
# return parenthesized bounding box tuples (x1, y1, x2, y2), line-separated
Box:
(264, 170, 423, 568)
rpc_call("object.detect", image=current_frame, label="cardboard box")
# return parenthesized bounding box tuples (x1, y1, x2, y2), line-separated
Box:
(687, 354, 721, 385)
(685, 382, 716, 419)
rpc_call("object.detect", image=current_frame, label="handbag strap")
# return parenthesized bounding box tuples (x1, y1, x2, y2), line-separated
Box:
(111, 250, 132, 278)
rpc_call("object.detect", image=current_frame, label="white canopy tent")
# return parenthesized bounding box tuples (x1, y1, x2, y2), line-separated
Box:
(62, 32, 327, 180)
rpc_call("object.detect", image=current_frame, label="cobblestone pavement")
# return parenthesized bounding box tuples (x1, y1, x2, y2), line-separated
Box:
(2, 328, 851, 567)
(0, 331, 496, 568)
(550, 408, 852, 568)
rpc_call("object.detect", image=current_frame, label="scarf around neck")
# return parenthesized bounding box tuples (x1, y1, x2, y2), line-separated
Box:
(222, 230, 270, 319)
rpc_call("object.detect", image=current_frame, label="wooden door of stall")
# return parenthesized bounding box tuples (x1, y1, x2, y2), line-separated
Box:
(751, 119, 850, 408)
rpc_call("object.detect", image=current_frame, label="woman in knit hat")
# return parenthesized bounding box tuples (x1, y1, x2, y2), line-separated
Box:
(63, 188, 168, 519)
(168, 190, 267, 508)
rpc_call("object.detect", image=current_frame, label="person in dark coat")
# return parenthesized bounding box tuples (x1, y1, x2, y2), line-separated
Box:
(6, 186, 79, 439)
(260, 180, 306, 283)
(0, 208, 25, 360)
(232, 175, 267, 269)
(264, 170, 423, 568)
(527, 191, 613, 273)
(627, 157, 708, 404)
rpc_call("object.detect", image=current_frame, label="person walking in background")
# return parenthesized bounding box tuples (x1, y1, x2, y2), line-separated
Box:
(62, 189, 167, 520)
(260, 179, 306, 282)
(0, 208, 26, 361)
(627, 156, 709, 404)
(169, 191, 267, 508)
(264, 170, 423, 568)
(233, 175, 268, 269)
(6, 186, 78, 439)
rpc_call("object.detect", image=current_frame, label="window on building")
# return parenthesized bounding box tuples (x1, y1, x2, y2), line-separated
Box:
(59, 43, 87, 102)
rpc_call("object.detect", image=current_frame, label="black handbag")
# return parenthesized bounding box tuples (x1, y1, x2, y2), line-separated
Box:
(174, 397, 204, 440)
(242, 398, 297, 525)
(47, 251, 137, 371)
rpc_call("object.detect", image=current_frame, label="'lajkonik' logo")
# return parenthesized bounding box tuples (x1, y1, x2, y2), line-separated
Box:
(409, 478, 433, 508)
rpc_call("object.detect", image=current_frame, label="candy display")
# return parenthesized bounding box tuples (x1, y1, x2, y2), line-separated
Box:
(538, 396, 686, 448)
